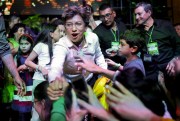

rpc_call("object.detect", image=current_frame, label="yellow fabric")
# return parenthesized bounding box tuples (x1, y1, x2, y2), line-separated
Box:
(161, 118, 174, 121)
(93, 76, 112, 110)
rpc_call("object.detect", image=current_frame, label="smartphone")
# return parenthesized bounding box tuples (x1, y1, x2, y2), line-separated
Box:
(71, 75, 89, 103)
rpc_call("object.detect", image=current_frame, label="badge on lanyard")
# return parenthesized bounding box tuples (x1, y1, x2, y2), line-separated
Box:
(111, 41, 119, 51)
(143, 54, 152, 62)
(147, 42, 159, 56)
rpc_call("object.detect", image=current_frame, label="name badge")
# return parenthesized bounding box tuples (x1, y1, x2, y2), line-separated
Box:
(144, 54, 152, 62)
(147, 42, 159, 56)
(111, 42, 119, 51)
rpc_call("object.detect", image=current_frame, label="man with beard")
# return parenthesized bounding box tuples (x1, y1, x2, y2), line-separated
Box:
(93, 3, 127, 70)
(134, 2, 180, 118)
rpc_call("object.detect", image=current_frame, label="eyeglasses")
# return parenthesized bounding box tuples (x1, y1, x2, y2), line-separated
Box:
(65, 22, 84, 29)
(100, 13, 112, 20)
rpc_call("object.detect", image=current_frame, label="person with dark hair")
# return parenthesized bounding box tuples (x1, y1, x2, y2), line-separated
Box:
(93, 3, 127, 70)
(51, 18, 65, 39)
(75, 28, 146, 80)
(78, 81, 175, 121)
(85, 4, 102, 31)
(11, 34, 34, 121)
(8, 15, 21, 30)
(134, 2, 180, 118)
(8, 23, 26, 56)
(25, 23, 62, 121)
(75, 28, 175, 119)
(34, 81, 52, 121)
(48, 6, 107, 86)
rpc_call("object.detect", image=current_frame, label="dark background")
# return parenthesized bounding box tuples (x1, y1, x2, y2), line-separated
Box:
(0, 0, 176, 28)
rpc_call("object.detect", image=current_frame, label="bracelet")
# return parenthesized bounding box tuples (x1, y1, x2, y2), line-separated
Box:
(36, 65, 39, 72)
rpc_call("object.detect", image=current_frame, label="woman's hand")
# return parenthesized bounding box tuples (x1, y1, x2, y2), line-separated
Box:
(47, 77, 68, 100)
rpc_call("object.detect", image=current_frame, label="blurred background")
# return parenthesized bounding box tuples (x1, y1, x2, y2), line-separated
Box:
(0, 0, 180, 28)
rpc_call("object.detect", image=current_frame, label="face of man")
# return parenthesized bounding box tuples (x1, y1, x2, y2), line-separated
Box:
(99, 8, 116, 27)
(134, 6, 151, 26)
(175, 25, 180, 37)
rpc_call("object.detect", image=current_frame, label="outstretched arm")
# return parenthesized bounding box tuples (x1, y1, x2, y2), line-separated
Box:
(106, 81, 163, 121)
(75, 56, 115, 79)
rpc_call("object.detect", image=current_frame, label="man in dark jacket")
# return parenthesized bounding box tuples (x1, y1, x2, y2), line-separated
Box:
(134, 2, 180, 118)
(93, 3, 127, 69)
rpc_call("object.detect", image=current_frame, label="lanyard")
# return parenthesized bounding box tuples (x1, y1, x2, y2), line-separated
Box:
(146, 25, 154, 43)
(111, 29, 119, 42)
(146, 26, 155, 54)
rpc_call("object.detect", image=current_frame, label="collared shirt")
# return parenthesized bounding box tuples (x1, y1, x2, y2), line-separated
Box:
(48, 32, 107, 82)
(93, 20, 127, 64)
(139, 19, 180, 82)
(93, 20, 126, 57)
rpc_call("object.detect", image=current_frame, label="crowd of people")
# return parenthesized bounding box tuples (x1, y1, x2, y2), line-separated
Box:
(0, 1, 180, 121)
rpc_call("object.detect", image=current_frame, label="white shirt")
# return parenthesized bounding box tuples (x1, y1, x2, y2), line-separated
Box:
(33, 43, 51, 81)
(48, 32, 107, 82)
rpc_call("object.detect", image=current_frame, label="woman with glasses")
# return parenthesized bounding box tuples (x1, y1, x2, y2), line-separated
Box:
(48, 6, 107, 87)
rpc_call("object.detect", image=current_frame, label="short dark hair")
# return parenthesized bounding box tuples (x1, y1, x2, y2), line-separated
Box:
(85, 4, 94, 14)
(62, 6, 89, 26)
(9, 23, 26, 38)
(51, 19, 64, 26)
(135, 2, 153, 14)
(174, 23, 180, 27)
(120, 29, 146, 54)
(99, 3, 112, 11)
(34, 81, 52, 121)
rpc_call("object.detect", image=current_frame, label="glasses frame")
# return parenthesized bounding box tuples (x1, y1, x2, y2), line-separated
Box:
(100, 12, 113, 20)
(65, 22, 85, 30)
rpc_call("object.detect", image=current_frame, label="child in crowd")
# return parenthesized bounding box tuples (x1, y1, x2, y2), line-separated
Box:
(25, 23, 64, 121)
(8, 23, 25, 56)
(76, 28, 146, 84)
(34, 81, 52, 121)
(51, 18, 66, 39)
(11, 34, 34, 121)
(75, 29, 168, 117)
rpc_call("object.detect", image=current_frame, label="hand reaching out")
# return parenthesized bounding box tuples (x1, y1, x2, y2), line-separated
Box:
(47, 76, 68, 100)
(74, 56, 101, 73)
(106, 81, 161, 121)
(77, 86, 119, 121)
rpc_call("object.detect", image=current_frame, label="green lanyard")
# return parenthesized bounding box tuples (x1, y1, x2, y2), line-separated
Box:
(111, 29, 118, 42)
(146, 25, 154, 43)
